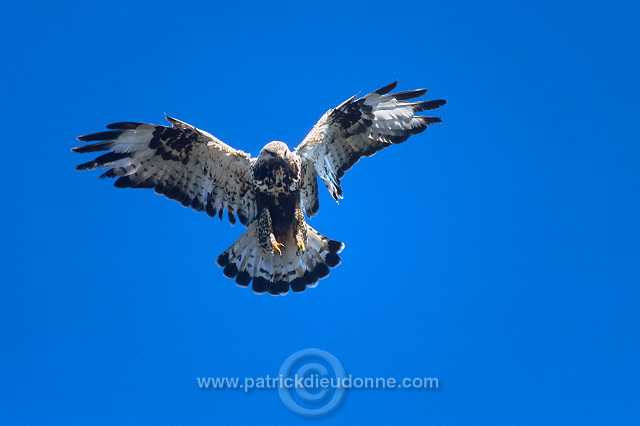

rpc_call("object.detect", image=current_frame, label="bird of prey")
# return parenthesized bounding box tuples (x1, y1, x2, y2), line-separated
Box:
(72, 81, 446, 295)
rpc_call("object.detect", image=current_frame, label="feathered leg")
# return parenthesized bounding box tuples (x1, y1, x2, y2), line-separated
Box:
(293, 208, 307, 254)
(258, 208, 284, 255)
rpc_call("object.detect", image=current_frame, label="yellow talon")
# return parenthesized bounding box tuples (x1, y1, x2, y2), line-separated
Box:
(296, 241, 306, 253)
(272, 242, 285, 255)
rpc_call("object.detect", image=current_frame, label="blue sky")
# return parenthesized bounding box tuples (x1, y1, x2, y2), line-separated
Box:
(1, 0, 639, 423)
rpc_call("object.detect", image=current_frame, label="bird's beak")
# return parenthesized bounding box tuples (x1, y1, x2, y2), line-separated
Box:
(278, 153, 285, 159)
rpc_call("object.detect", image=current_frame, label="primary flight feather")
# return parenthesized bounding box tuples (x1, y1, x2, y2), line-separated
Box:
(72, 81, 446, 295)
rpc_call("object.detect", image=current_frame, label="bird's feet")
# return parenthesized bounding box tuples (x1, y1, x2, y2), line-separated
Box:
(296, 241, 306, 255)
(272, 242, 285, 255)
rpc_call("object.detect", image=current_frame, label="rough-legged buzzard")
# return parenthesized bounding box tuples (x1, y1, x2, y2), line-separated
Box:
(72, 81, 446, 295)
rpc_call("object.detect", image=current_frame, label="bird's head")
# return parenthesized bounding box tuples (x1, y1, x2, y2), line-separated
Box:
(259, 141, 291, 161)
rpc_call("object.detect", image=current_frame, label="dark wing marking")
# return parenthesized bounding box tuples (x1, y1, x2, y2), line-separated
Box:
(72, 115, 256, 226)
(299, 159, 319, 217)
(295, 81, 446, 202)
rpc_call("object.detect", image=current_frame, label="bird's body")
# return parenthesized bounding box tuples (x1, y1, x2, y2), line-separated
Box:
(220, 141, 343, 294)
(72, 81, 446, 295)
(250, 142, 301, 240)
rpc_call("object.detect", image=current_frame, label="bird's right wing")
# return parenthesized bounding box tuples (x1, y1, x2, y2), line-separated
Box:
(72, 115, 257, 226)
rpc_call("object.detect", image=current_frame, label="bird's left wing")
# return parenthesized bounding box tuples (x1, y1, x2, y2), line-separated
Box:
(295, 81, 446, 211)
(72, 115, 257, 226)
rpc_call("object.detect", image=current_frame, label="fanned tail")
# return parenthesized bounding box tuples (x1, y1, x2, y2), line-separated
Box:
(216, 222, 344, 295)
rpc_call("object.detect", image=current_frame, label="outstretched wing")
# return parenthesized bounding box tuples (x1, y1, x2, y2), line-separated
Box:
(295, 81, 446, 211)
(72, 115, 257, 226)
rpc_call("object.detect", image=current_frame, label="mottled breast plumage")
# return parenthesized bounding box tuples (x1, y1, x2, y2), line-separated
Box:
(250, 141, 301, 196)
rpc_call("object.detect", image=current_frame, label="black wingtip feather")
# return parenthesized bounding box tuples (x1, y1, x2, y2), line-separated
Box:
(76, 161, 96, 171)
(237, 210, 249, 226)
(190, 197, 204, 212)
(421, 116, 443, 125)
(392, 88, 428, 101)
(413, 99, 447, 112)
(99, 169, 116, 179)
(133, 181, 155, 189)
(76, 152, 127, 170)
(106, 122, 144, 130)
(114, 176, 134, 188)
(206, 204, 216, 218)
(87, 152, 129, 167)
(76, 130, 122, 142)
(71, 141, 113, 153)
(374, 81, 398, 95)
(205, 195, 216, 217)
(228, 210, 236, 225)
